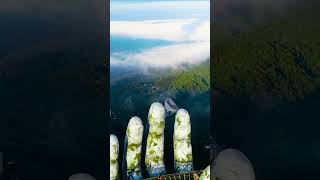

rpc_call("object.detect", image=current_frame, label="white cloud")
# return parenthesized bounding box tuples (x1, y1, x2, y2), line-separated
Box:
(188, 21, 210, 41)
(110, 1, 210, 69)
(111, 41, 210, 69)
(110, 19, 195, 42)
(111, 19, 210, 42)
(110, 19, 210, 69)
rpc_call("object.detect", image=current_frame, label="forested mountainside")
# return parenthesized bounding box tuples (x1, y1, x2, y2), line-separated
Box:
(156, 60, 210, 94)
(214, 2, 320, 101)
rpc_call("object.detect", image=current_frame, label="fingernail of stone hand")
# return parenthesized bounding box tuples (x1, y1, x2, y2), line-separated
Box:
(126, 116, 144, 179)
(145, 102, 166, 177)
(174, 109, 193, 173)
(110, 134, 119, 180)
(199, 165, 210, 180)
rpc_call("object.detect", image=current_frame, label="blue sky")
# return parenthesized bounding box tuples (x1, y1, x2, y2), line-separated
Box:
(111, 0, 209, 21)
(110, 0, 210, 69)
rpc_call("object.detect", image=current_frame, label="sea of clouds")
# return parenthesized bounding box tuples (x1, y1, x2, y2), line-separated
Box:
(110, 1, 210, 69)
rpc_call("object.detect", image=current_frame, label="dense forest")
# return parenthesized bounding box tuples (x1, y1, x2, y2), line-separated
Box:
(213, 2, 320, 101)
(156, 60, 210, 94)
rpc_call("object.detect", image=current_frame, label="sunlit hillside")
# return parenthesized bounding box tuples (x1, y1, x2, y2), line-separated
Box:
(156, 60, 210, 94)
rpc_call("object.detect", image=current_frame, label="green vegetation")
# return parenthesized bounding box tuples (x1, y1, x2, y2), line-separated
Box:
(127, 143, 140, 151)
(153, 156, 160, 164)
(150, 132, 161, 139)
(134, 153, 141, 163)
(156, 60, 210, 94)
(128, 162, 135, 171)
(110, 159, 117, 164)
(176, 117, 182, 126)
(186, 153, 192, 162)
(214, 4, 320, 101)
(158, 121, 165, 129)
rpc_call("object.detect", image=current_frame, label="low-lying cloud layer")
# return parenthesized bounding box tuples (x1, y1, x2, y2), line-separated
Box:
(111, 19, 210, 42)
(111, 42, 209, 69)
(110, 0, 210, 71)
(110, 19, 210, 69)
(111, 19, 195, 42)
